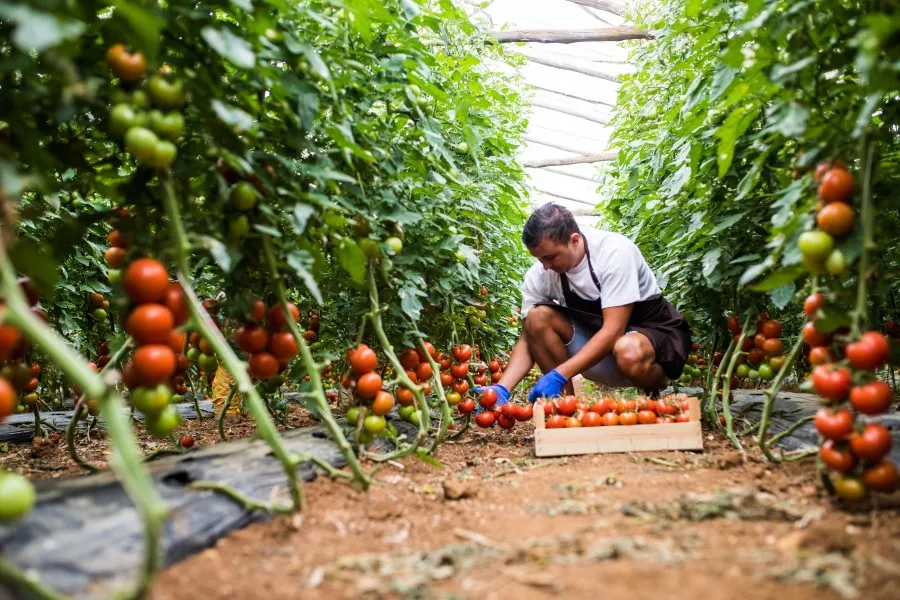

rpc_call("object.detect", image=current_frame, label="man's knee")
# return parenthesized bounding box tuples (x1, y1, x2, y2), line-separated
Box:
(523, 305, 562, 338)
(613, 334, 654, 378)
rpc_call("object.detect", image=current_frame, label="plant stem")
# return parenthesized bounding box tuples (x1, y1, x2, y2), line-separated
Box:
(261, 236, 371, 488)
(66, 340, 133, 473)
(767, 414, 815, 448)
(189, 376, 204, 420)
(0, 244, 165, 595)
(705, 336, 734, 425)
(217, 384, 237, 441)
(189, 481, 294, 514)
(0, 557, 66, 600)
(449, 413, 471, 439)
(852, 139, 876, 335)
(418, 337, 451, 453)
(162, 179, 304, 511)
(757, 335, 805, 462)
(365, 265, 428, 461)
(721, 316, 752, 452)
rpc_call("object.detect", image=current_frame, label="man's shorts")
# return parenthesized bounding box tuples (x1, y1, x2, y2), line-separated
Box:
(564, 319, 638, 387)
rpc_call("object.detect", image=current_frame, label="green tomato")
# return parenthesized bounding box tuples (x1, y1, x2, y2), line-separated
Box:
(264, 28, 282, 42)
(171, 394, 184, 403)
(798, 230, 834, 261)
(124, 126, 160, 162)
(132, 384, 171, 416)
(186, 347, 200, 362)
(408, 410, 421, 426)
(748, 369, 760, 381)
(736, 364, 750, 378)
(397, 405, 416, 420)
(148, 110, 184, 140)
(363, 414, 386, 434)
(384, 236, 403, 255)
(455, 248, 467, 264)
(825, 248, 847, 276)
(147, 75, 186, 109)
(346, 406, 360, 422)
(359, 238, 381, 259)
(454, 142, 469, 153)
(108, 269, 122, 284)
(130, 89, 150, 109)
(680, 373, 692, 384)
(145, 404, 181, 437)
(110, 104, 140, 137)
(0, 473, 36, 523)
(230, 181, 259, 211)
(758, 364, 774, 381)
(199, 353, 218, 372)
(406, 84, 421, 97)
(146, 141, 177, 170)
(228, 215, 250, 240)
(92, 308, 107, 321)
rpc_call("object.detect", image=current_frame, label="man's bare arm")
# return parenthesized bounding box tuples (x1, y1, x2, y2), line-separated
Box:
(554, 304, 632, 380)
(497, 331, 534, 392)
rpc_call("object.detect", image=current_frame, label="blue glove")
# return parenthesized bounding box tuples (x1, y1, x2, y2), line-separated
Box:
(528, 369, 568, 403)
(471, 384, 510, 415)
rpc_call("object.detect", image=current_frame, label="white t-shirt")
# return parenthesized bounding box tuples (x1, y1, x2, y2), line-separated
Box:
(520, 229, 661, 318)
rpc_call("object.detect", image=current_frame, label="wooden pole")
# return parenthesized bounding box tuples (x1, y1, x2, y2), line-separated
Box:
(530, 101, 611, 125)
(523, 152, 618, 168)
(564, 0, 626, 16)
(525, 54, 620, 83)
(531, 85, 615, 108)
(489, 25, 651, 44)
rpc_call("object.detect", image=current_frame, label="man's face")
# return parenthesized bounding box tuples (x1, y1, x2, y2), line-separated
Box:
(528, 233, 581, 273)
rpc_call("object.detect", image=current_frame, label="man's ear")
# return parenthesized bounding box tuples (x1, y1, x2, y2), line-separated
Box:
(570, 232, 581, 247)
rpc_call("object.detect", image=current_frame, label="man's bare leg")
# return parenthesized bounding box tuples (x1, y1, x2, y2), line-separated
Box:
(613, 333, 668, 393)
(523, 305, 576, 395)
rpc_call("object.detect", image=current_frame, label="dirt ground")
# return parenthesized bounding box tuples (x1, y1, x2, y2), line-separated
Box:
(139, 420, 899, 600)
(3, 406, 900, 600)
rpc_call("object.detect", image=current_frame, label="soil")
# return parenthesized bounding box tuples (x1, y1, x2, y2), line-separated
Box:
(4, 405, 899, 600)
(141, 420, 898, 600)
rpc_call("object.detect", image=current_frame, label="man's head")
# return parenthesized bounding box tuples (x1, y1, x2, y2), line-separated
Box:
(522, 203, 584, 273)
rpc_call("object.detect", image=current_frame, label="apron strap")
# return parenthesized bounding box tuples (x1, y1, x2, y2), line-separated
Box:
(560, 229, 603, 299)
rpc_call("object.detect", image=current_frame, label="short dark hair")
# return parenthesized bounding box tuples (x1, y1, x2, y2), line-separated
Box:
(522, 203, 579, 248)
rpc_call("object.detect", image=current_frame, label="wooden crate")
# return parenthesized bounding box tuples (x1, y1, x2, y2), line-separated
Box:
(532, 397, 704, 457)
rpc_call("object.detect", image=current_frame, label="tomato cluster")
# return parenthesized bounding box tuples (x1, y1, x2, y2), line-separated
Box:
(0, 278, 46, 422)
(679, 342, 706, 384)
(538, 393, 695, 428)
(727, 312, 787, 385)
(798, 162, 855, 276)
(106, 46, 185, 171)
(233, 299, 300, 382)
(806, 294, 897, 500)
(343, 343, 396, 438)
(117, 259, 187, 437)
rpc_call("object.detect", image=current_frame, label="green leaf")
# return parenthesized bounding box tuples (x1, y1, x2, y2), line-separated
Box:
(701, 248, 721, 279)
(662, 165, 691, 196)
(301, 45, 331, 82)
(715, 107, 745, 177)
(201, 27, 256, 69)
(290, 204, 315, 234)
(287, 250, 324, 305)
(0, 3, 85, 52)
(769, 283, 795, 309)
(211, 100, 256, 132)
(199, 236, 236, 272)
(112, 1, 164, 62)
(413, 451, 445, 468)
(337, 239, 367, 284)
(8, 240, 57, 297)
(748, 264, 805, 291)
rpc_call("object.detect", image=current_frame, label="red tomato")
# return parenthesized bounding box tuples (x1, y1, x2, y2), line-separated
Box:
(845, 332, 890, 371)
(450, 363, 469, 378)
(557, 395, 578, 416)
(727, 315, 741, 335)
(453, 345, 473, 362)
(804, 293, 825, 318)
(754, 333, 768, 350)
(535, 400, 555, 416)
(488, 360, 501, 373)
(808, 346, 832, 366)
(416, 342, 435, 363)
(582, 412, 602, 427)
(452, 379, 469, 395)
(637, 410, 658, 425)
(457, 399, 475, 414)
(849, 381, 892, 415)
(812, 365, 852, 402)
(497, 413, 516, 429)
(814, 407, 855, 440)
(515, 404, 533, 421)
(399, 348, 420, 370)
(479, 388, 498, 408)
(546, 414, 567, 428)
(619, 412, 638, 426)
(565, 416, 582, 428)
(762, 320, 782, 339)
(849, 423, 892, 461)
(862, 460, 898, 493)
(803, 322, 831, 347)
(416, 361, 433, 382)
(676, 411, 690, 423)
(474, 412, 495, 428)
(500, 403, 517, 418)
(819, 440, 859, 473)
(440, 371, 453, 387)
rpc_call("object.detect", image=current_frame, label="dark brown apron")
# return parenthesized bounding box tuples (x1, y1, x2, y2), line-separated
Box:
(533, 232, 692, 380)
